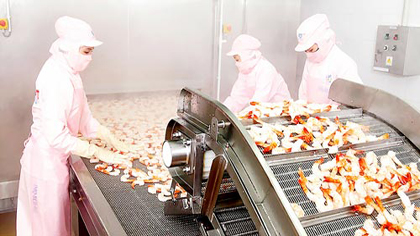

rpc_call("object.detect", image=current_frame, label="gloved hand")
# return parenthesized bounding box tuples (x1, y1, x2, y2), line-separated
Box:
(97, 125, 135, 153)
(72, 139, 129, 165)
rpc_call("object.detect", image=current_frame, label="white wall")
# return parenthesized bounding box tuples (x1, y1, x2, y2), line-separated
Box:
(300, 0, 420, 110)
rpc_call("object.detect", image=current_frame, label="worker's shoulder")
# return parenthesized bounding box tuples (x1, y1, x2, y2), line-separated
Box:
(255, 57, 278, 74)
(37, 58, 74, 89)
(328, 46, 357, 66)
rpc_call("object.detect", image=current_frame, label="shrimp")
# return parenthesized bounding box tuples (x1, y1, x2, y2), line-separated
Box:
(157, 192, 172, 202)
(321, 187, 343, 209)
(291, 203, 305, 217)
(365, 151, 379, 174)
(366, 196, 398, 225)
(312, 157, 329, 177)
(120, 174, 134, 183)
(95, 163, 110, 175)
(359, 158, 368, 176)
(292, 115, 306, 125)
(298, 168, 309, 194)
(291, 139, 304, 152)
(293, 127, 314, 144)
(355, 177, 367, 198)
(263, 142, 278, 154)
(131, 178, 145, 189)
(109, 168, 121, 176)
(299, 168, 325, 205)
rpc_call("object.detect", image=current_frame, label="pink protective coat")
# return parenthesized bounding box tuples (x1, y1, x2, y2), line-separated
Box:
(299, 45, 362, 104)
(224, 34, 291, 113)
(16, 18, 100, 236)
(296, 14, 362, 104)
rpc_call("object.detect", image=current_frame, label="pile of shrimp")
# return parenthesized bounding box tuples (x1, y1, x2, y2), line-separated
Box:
(238, 100, 339, 120)
(249, 116, 389, 154)
(297, 149, 420, 218)
(353, 195, 420, 236)
(82, 91, 187, 202)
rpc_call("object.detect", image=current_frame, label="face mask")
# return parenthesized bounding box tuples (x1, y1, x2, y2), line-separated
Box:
(235, 50, 262, 74)
(305, 29, 336, 63)
(305, 48, 326, 63)
(235, 60, 256, 74)
(66, 50, 92, 73)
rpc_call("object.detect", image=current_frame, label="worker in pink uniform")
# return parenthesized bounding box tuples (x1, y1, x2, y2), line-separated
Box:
(223, 34, 291, 113)
(16, 16, 132, 236)
(296, 14, 363, 104)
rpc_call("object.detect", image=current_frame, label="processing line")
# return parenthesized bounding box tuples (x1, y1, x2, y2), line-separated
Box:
(70, 79, 420, 236)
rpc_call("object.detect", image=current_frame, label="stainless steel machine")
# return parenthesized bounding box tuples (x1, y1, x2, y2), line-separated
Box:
(69, 79, 420, 236)
(162, 79, 420, 236)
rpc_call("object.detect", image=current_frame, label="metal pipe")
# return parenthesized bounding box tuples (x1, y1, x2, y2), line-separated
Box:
(401, 0, 410, 26)
(3, 0, 12, 37)
(216, 0, 224, 101)
(242, 0, 248, 34)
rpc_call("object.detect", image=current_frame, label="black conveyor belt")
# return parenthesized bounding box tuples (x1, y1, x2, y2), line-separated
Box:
(81, 158, 201, 236)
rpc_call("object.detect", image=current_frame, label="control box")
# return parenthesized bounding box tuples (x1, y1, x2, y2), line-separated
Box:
(373, 25, 420, 76)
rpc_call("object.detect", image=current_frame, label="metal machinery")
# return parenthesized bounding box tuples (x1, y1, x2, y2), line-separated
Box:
(69, 79, 420, 236)
(162, 79, 420, 236)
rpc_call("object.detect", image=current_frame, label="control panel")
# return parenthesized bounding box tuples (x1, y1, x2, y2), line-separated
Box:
(374, 25, 420, 76)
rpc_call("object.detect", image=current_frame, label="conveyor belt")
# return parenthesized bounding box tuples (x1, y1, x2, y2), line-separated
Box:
(267, 137, 420, 218)
(81, 158, 200, 236)
(214, 206, 258, 236)
(303, 197, 420, 236)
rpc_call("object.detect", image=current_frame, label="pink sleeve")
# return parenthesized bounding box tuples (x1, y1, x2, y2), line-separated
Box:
(298, 62, 309, 101)
(79, 94, 99, 138)
(41, 77, 79, 154)
(223, 76, 249, 113)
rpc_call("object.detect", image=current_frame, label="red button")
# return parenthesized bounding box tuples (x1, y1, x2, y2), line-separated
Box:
(0, 20, 5, 27)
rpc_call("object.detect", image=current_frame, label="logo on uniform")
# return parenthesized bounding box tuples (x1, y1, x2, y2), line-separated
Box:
(298, 33, 303, 41)
(34, 90, 39, 104)
(326, 74, 333, 83)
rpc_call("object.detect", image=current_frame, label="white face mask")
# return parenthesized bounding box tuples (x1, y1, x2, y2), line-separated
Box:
(305, 29, 336, 63)
(305, 48, 326, 63)
(235, 50, 262, 74)
(66, 50, 92, 73)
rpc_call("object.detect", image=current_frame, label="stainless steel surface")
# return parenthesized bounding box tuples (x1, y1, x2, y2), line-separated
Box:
(214, 206, 258, 236)
(373, 25, 420, 75)
(329, 79, 420, 150)
(70, 155, 127, 236)
(162, 140, 191, 167)
(0, 180, 18, 212)
(0, 197, 17, 213)
(164, 83, 420, 236)
(71, 155, 202, 236)
(172, 88, 305, 235)
(0, 180, 18, 200)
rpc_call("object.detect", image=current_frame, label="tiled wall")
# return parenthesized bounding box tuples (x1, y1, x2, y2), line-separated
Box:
(300, 0, 420, 110)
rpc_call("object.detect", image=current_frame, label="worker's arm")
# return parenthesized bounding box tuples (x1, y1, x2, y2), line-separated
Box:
(41, 76, 79, 155)
(79, 93, 99, 138)
(298, 62, 309, 101)
(223, 76, 249, 113)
